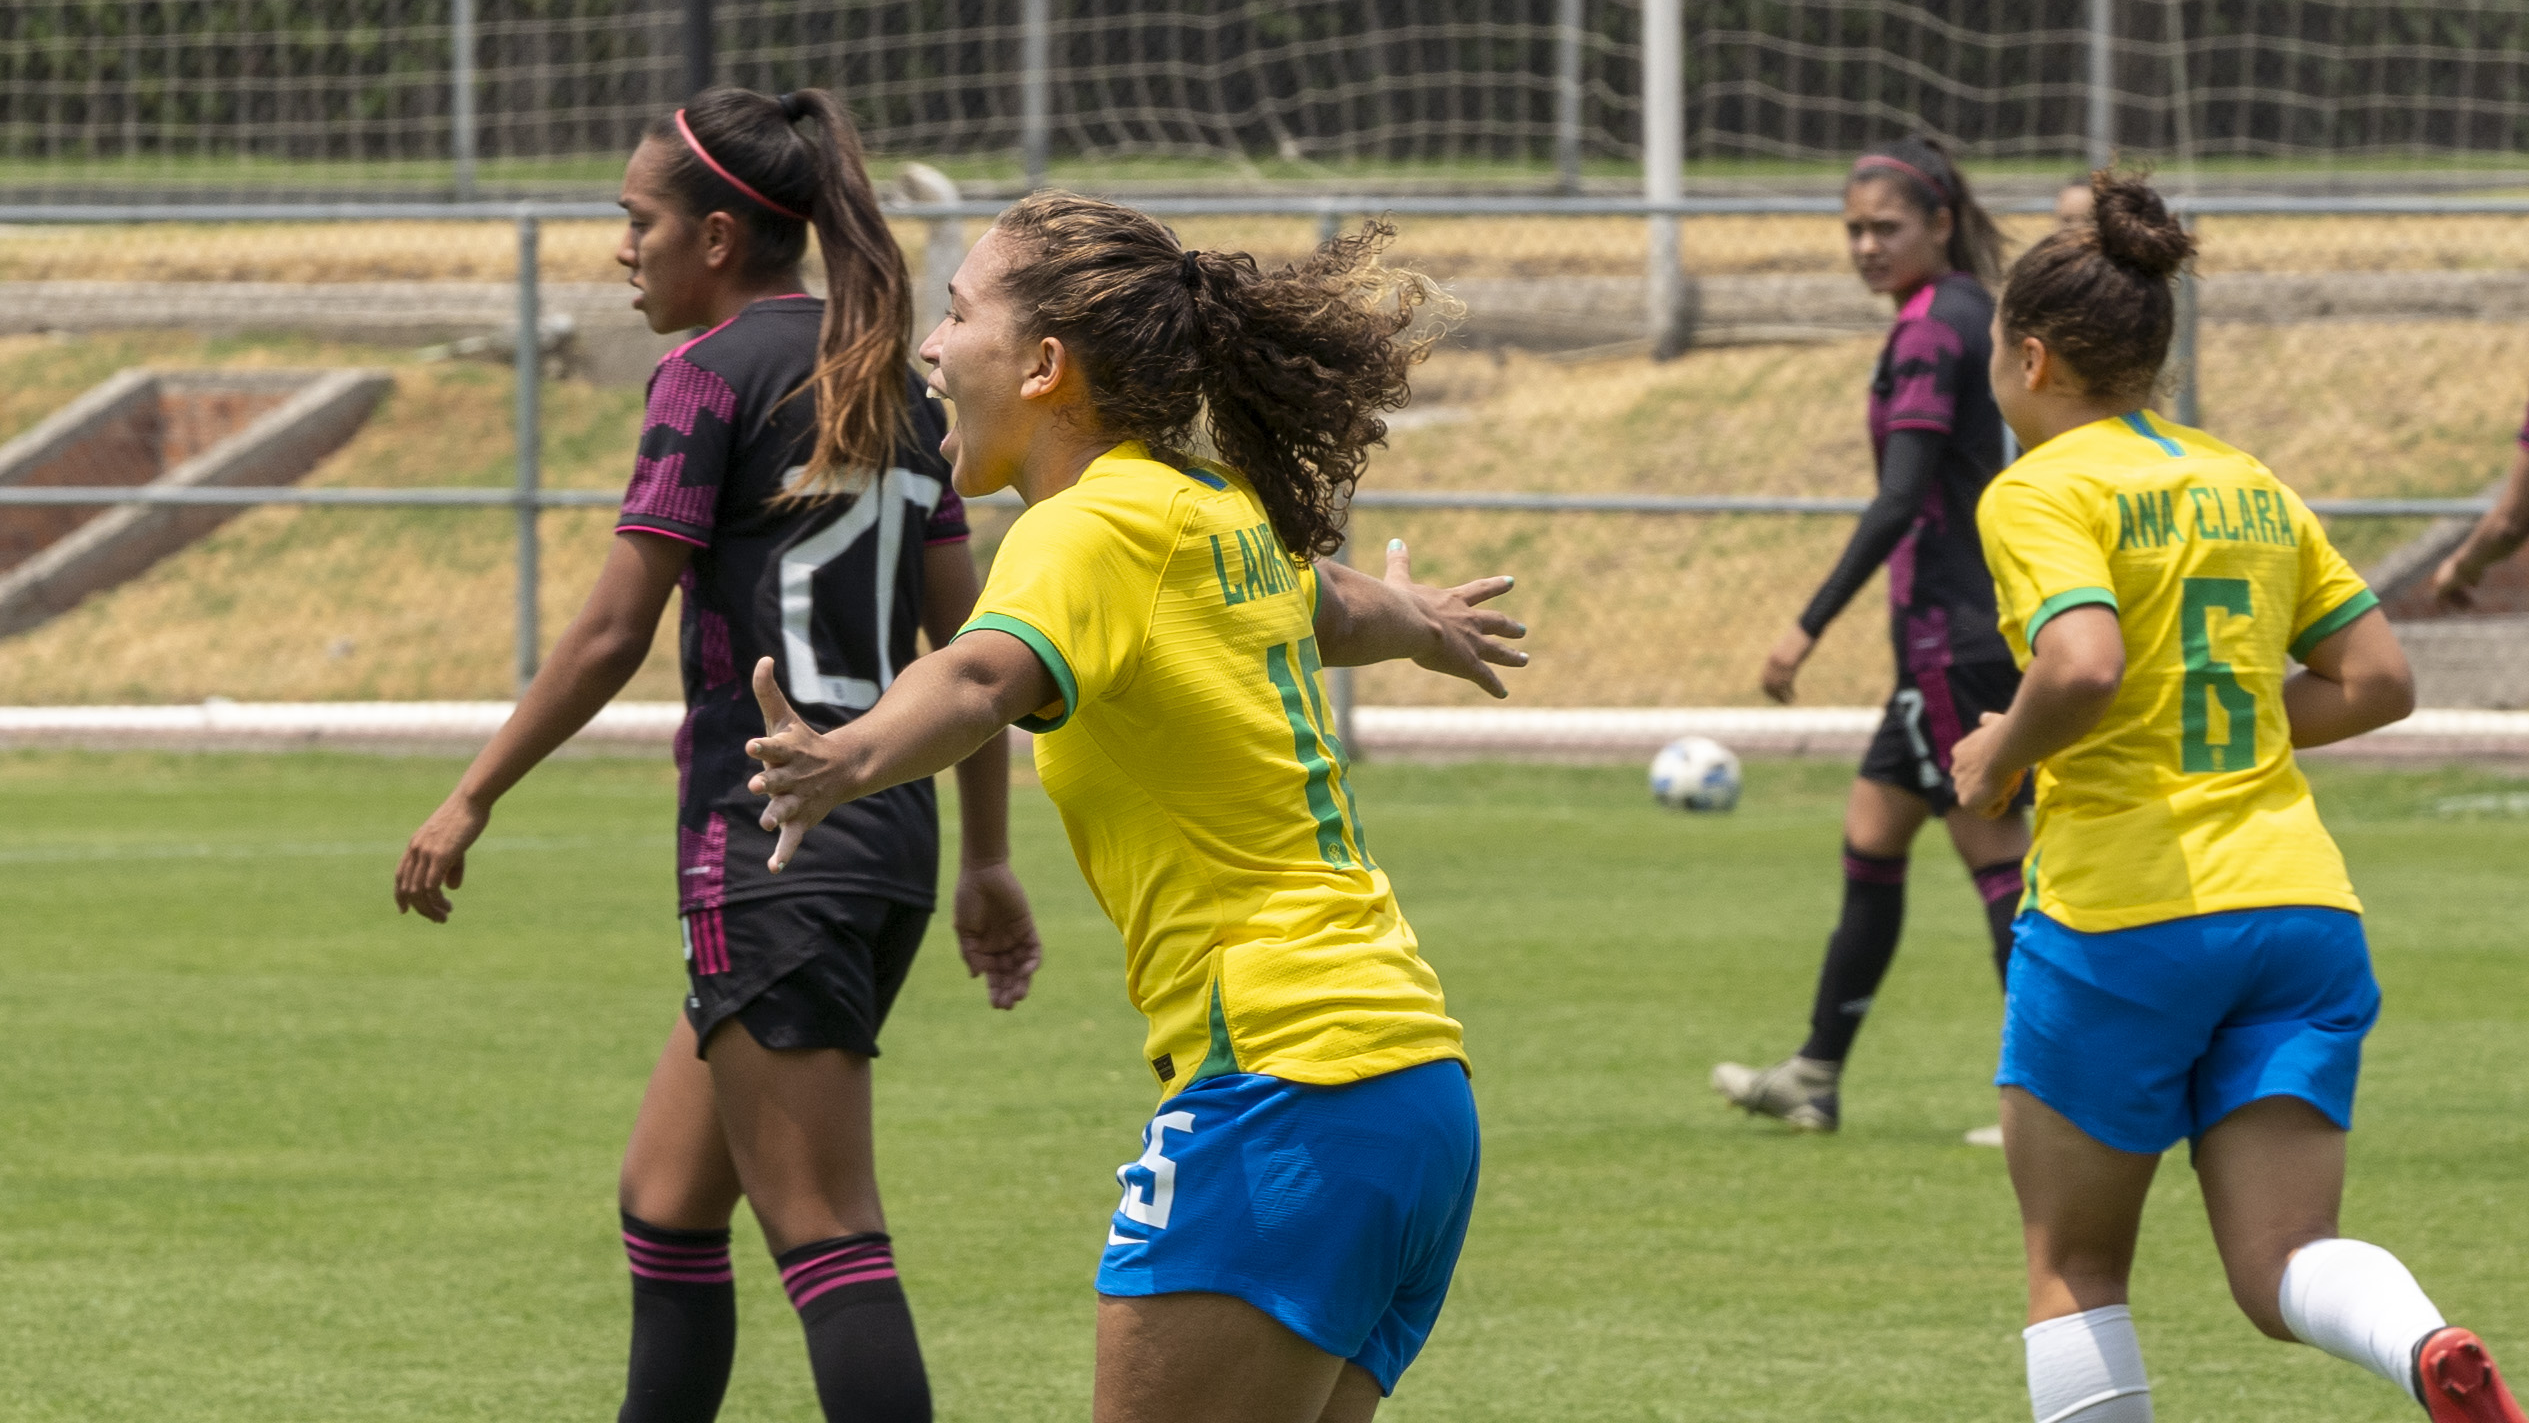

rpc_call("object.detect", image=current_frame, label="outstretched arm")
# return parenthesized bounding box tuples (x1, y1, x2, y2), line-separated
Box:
(394, 531, 688, 921)
(2285, 610, 2413, 749)
(1763, 429, 1940, 703)
(1312, 539, 1527, 697)
(747, 633, 1053, 873)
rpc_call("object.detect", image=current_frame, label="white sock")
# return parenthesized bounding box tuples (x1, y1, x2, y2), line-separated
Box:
(2278, 1237, 2446, 1403)
(2025, 1305, 2154, 1423)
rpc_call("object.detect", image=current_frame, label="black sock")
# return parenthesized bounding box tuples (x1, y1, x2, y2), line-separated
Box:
(777, 1232, 931, 1423)
(619, 1213, 738, 1423)
(1971, 858, 2024, 988)
(1796, 844, 1909, 1063)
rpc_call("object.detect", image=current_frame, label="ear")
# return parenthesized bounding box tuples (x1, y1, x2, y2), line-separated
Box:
(699, 210, 742, 272)
(1929, 205, 1956, 249)
(1018, 334, 1070, 403)
(2018, 335, 2052, 394)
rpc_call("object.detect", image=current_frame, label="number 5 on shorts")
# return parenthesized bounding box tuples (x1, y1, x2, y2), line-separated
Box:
(2180, 576, 2256, 773)
(1116, 1110, 1195, 1231)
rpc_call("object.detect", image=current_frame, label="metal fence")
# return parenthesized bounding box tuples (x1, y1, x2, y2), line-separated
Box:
(2, 189, 2524, 719)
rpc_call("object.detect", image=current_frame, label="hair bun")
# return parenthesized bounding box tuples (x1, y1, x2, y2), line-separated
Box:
(2089, 172, 2193, 280)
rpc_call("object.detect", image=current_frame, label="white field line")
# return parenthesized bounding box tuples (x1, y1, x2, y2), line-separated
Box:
(0, 702, 2523, 756)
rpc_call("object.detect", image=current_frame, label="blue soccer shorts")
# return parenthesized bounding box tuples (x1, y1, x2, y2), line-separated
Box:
(1998, 905, 2380, 1155)
(1094, 1058, 1481, 1394)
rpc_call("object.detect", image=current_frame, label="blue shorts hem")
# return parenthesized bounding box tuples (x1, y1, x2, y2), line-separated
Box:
(1093, 1279, 1401, 1393)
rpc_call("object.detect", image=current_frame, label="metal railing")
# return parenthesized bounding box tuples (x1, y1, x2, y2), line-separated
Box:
(1, 192, 2520, 694)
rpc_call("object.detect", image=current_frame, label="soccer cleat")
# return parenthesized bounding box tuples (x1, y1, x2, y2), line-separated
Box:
(1711, 1056, 1839, 1132)
(2415, 1328, 2528, 1423)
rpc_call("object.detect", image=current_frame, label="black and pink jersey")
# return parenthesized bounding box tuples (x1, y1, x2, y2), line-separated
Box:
(1869, 271, 2011, 670)
(617, 294, 967, 915)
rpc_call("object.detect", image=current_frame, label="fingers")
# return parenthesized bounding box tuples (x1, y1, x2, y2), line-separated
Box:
(750, 656, 797, 738)
(1465, 607, 1526, 639)
(1383, 537, 1411, 585)
(1476, 639, 1527, 668)
(1448, 574, 1516, 608)
(767, 813, 807, 874)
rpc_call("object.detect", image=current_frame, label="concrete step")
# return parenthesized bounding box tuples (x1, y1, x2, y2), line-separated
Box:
(0, 367, 391, 638)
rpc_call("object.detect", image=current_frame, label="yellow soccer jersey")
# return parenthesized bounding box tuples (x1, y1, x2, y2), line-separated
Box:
(959, 442, 1465, 1099)
(1978, 410, 2380, 933)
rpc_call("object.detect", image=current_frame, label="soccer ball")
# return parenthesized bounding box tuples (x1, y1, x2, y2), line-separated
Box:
(1650, 736, 1742, 813)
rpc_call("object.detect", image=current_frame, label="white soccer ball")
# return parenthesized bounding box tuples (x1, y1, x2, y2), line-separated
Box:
(1649, 736, 1742, 813)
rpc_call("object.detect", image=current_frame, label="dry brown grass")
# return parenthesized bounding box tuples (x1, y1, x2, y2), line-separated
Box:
(8, 212, 2529, 286)
(1, 320, 2520, 706)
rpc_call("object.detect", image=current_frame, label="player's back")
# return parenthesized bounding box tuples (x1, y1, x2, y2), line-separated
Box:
(963, 443, 1464, 1099)
(1979, 410, 2380, 930)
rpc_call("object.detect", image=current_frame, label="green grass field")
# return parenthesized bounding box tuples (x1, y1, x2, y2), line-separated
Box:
(5, 751, 2527, 1421)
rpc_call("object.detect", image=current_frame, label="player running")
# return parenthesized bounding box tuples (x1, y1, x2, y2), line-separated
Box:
(392, 87, 1039, 1423)
(744, 193, 1525, 1421)
(1949, 170, 2523, 1423)
(1714, 136, 2029, 1138)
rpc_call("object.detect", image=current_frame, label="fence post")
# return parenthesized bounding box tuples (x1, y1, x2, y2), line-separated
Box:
(683, 0, 714, 99)
(2087, 0, 2114, 167)
(1022, 0, 1052, 190)
(515, 213, 543, 695)
(1554, 0, 1584, 195)
(1642, 0, 1684, 358)
(1330, 537, 1357, 762)
(451, 0, 477, 201)
(2174, 211, 2201, 427)
(896, 164, 966, 340)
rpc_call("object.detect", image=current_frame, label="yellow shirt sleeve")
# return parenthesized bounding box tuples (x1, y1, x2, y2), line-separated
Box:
(955, 482, 1179, 732)
(1978, 472, 2120, 665)
(2281, 487, 2381, 662)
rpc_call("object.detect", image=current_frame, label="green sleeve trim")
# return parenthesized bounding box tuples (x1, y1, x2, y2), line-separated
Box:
(2025, 586, 2119, 646)
(956, 612, 1078, 733)
(2289, 588, 2381, 661)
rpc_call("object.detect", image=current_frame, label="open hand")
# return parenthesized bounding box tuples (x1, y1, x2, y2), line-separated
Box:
(394, 794, 488, 922)
(1386, 539, 1528, 698)
(956, 860, 1043, 1009)
(745, 657, 849, 873)
(1948, 711, 2027, 819)
(1761, 626, 1815, 704)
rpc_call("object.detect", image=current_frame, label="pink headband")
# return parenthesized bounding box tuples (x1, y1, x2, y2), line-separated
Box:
(1851, 154, 1951, 206)
(674, 109, 808, 222)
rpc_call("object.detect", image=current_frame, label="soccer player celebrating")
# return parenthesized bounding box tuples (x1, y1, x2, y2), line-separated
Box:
(393, 88, 1039, 1423)
(1950, 170, 2523, 1423)
(1714, 136, 2028, 1137)
(745, 193, 1525, 1421)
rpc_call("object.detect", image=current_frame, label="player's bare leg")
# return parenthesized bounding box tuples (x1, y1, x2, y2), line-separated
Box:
(621, 1012, 745, 1228)
(1096, 1291, 1375, 1423)
(706, 1027, 929, 1422)
(2195, 1095, 2345, 1339)
(615, 1012, 746, 1423)
(2002, 1087, 2160, 1420)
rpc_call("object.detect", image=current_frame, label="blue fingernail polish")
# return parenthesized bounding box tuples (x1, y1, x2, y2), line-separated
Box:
(1505, 576, 1516, 588)
(1388, 538, 1404, 552)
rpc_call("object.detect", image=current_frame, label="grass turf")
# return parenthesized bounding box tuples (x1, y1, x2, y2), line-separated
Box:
(3, 751, 2526, 1420)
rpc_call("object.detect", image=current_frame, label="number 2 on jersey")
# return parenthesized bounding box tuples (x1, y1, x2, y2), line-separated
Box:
(2180, 576, 2256, 773)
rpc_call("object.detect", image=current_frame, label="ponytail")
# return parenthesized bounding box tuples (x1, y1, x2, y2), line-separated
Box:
(1848, 135, 2006, 287)
(990, 192, 1454, 559)
(645, 86, 910, 500)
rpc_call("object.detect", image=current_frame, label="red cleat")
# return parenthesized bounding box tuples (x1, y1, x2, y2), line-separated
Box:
(2417, 1328, 2528, 1423)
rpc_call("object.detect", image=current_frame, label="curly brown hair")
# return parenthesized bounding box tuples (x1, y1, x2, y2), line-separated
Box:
(987, 192, 1452, 558)
(1998, 169, 2196, 402)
